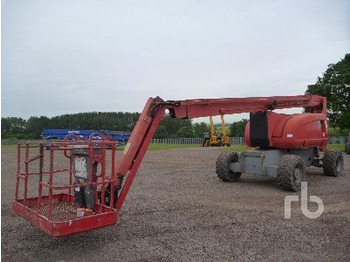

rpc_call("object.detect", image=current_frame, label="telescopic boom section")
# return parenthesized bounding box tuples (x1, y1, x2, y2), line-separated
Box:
(114, 94, 326, 210)
(165, 94, 326, 119)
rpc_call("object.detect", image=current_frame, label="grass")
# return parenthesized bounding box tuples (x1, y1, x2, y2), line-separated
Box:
(148, 143, 347, 152)
(218, 144, 249, 152)
(326, 144, 346, 151)
(1, 142, 346, 152)
(147, 144, 252, 151)
(1, 144, 17, 149)
(148, 143, 202, 150)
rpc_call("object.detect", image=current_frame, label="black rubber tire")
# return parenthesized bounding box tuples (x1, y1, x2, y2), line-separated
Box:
(345, 142, 350, 155)
(216, 152, 241, 182)
(277, 154, 306, 192)
(323, 150, 344, 177)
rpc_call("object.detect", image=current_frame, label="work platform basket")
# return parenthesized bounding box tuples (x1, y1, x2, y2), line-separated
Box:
(13, 139, 120, 237)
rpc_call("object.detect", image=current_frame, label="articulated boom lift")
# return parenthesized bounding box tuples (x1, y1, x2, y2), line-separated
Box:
(14, 94, 344, 237)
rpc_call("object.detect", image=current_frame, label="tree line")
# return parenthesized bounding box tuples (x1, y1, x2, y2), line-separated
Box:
(2, 53, 349, 140)
(1, 112, 140, 140)
(1, 111, 249, 140)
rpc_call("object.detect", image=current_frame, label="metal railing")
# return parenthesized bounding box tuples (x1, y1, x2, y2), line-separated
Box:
(151, 137, 245, 145)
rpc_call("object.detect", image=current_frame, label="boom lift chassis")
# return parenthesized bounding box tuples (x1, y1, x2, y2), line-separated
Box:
(13, 95, 344, 237)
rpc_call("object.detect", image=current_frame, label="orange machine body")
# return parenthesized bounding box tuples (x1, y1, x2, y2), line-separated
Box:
(245, 111, 328, 151)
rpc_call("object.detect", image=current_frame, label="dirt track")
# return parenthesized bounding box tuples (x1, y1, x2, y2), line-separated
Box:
(1, 147, 350, 261)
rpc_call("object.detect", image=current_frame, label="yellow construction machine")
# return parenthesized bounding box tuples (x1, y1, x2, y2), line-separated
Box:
(220, 115, 231, 147)
(203, 115, 230, 147)
(209, 116, 220, 146)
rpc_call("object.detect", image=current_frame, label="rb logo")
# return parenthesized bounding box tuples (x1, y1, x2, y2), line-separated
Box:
(284, 182, 324, 219)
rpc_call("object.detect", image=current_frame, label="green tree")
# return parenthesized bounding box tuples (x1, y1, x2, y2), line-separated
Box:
(176, 126, 194, 138)
(229, 119, 248, 137)
(306, 53, 350, 130)
(1, 117, 27, 139)
(154, 125, 169, 139)
(26, 116, 51, 138)
(193, 122, 209, 137)
(159, 115, 192, 137)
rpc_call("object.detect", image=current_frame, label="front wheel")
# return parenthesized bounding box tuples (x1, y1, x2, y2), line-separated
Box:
(323, 150, 344, 177)
(216, 152, 241, 182)
(277, 154, 306, 192)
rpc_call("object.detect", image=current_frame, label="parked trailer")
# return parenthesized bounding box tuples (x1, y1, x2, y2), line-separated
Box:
(41, 129, 131, 143)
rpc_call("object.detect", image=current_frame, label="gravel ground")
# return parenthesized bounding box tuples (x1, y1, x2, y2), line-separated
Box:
(1, 146, 350, 262)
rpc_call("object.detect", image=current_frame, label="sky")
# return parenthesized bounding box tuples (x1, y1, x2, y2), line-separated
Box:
(2, 0, 350, 123)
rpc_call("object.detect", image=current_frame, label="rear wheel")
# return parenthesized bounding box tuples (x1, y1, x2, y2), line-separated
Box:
(323, 150, 344, 177)
(345, 142, 350, 155)
(216, 152, 241, 182)
(277, 154, 306, 192)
